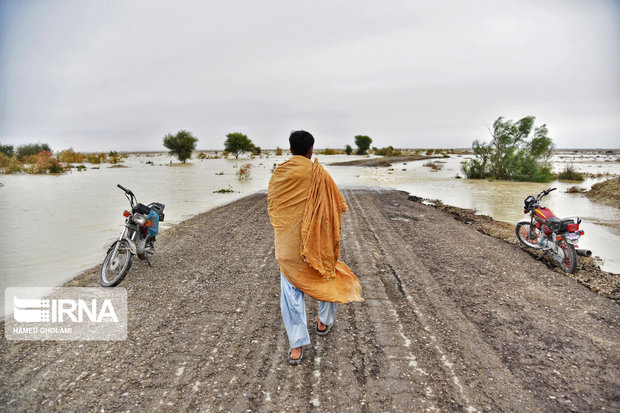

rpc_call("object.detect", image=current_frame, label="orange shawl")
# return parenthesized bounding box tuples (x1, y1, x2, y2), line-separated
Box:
(267, 156, 363, 303)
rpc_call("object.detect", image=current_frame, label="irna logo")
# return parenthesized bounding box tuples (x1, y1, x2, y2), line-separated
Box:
(13, 297, 118, 323)
(5, 287, 127, 341)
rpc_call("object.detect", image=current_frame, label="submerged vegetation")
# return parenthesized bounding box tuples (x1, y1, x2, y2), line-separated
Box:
(0, 144, 15, 158)
(108, 151, 123, 164)
(462, 116, 554, 182)
(566, 186, 585, 193)
(374, 146, 403, 157)
(0, 142, 61, 174)
(163, 130, 198, 163)
(86, 153, 107, 164)
(224, 132, 255, 159)
(58, 148, 85, 163)
(23, 151, 64, 174)
(16, 143, 52, 161)
(213, 186, 234, 193)
(319, 148, 343, 155)
(354, 135, 372, 155)
(423, 161, 444, 172)
(237, 163, 252, 180)
(0, 142, 127, 175)
(556, 164, 584, 182)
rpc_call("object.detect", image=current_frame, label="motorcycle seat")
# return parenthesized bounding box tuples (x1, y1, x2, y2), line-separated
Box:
(546, 216, 561, 231)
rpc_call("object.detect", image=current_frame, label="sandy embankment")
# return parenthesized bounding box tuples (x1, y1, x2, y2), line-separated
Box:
(586, 176, 620, 209)
(408, 195, 620, 301)
(1, 190, 618, 412)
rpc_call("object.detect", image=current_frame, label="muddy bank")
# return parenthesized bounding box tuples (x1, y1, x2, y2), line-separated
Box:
(586, 177, 620, 209)
(1, 190, 619, 412)
(408, 195, 620, 301)
(327, 155, 440, 167)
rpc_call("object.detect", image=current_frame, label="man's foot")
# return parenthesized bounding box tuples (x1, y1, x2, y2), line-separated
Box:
(288, 347, 303, 365)
(316, 317, 332, 336)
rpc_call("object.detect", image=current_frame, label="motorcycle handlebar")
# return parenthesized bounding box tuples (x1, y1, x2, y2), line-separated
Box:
(117, 184, 133, 195)
(538, 187, 557, 199)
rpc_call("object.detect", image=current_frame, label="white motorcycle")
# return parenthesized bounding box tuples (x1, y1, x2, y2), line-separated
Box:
(100, 184, 165, 287)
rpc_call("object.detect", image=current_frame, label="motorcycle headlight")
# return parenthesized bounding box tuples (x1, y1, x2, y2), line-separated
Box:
(133, 214, 147, 225)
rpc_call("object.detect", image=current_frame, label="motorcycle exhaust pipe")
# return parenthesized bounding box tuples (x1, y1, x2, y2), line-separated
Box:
(576, 249, 592, 257)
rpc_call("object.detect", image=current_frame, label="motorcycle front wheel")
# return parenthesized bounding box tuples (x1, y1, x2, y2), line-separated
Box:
(556, 239, 577, 274)
(100, 240, 133, 287)
(515, 222, 542, 249)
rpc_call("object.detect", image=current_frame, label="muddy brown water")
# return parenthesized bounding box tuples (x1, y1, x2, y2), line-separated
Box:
(1, 190, 618, 412)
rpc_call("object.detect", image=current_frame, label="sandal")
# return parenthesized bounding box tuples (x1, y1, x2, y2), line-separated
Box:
(288, 347, 303, 365)
(316, 318, 333, 336)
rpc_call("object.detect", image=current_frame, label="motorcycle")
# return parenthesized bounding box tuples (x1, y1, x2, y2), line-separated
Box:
(515, 187, 589, 274)
(100, 184, 165, 287)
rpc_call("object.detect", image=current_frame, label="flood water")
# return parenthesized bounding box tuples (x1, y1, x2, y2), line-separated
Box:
(1, 151, 619, 317)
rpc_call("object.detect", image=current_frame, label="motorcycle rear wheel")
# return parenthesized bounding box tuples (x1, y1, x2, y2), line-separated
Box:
(515, 222, 542, 249)
(556, 239, 577, 274)
(100, 240, 133, 287)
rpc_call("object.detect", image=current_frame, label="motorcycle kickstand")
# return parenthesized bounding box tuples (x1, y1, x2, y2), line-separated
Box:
(144, 255, 153, 267)
(537, 250, 548, 261)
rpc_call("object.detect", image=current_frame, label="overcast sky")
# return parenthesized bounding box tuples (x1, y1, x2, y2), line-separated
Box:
(1, 0, 619, 151)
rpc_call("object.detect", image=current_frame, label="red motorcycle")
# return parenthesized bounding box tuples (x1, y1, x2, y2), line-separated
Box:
(515, 187, 589, 274)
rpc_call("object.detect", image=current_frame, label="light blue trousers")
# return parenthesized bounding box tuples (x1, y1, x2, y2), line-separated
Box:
(280, 273, 338, 349)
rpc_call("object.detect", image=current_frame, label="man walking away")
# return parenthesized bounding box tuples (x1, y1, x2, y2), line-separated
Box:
(267, 130, 363, 365)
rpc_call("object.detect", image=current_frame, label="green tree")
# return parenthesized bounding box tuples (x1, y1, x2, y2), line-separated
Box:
(354, 135, 372, 155)
(345, 144, 353, 155)
(16, 143, 51, 160)
(0, 144, 14, 158)
(224, 132, 254, 159)
(462, 116, 554, 182)
(163, 130, 198, 163)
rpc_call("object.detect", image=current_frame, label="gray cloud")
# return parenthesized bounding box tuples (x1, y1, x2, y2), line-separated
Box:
(1, 0, 619, 151)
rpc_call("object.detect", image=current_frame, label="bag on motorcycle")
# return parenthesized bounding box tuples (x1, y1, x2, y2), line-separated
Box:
(148, 202, 165, 222)
(147, 209, 160, 236)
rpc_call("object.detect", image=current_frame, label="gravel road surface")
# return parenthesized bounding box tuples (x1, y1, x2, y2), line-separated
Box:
(1, 190, 618, 412)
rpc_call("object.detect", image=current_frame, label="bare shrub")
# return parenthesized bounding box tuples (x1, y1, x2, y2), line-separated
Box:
(237, 163, 252, 180)
(423, 161, 443, 172)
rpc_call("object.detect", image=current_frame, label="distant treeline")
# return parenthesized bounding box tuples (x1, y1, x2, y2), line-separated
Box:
(0, 142, 125, 174)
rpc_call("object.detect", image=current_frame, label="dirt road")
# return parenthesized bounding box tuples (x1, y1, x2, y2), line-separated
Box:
(1, 190, 618, 412)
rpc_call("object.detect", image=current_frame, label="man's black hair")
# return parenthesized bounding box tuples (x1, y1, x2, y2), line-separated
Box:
(289, 130, 315, 156)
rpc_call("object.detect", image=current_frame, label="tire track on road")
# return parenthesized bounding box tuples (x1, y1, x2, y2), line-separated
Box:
(344, 189, 540, 412)
(340, 190, 444, 412)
